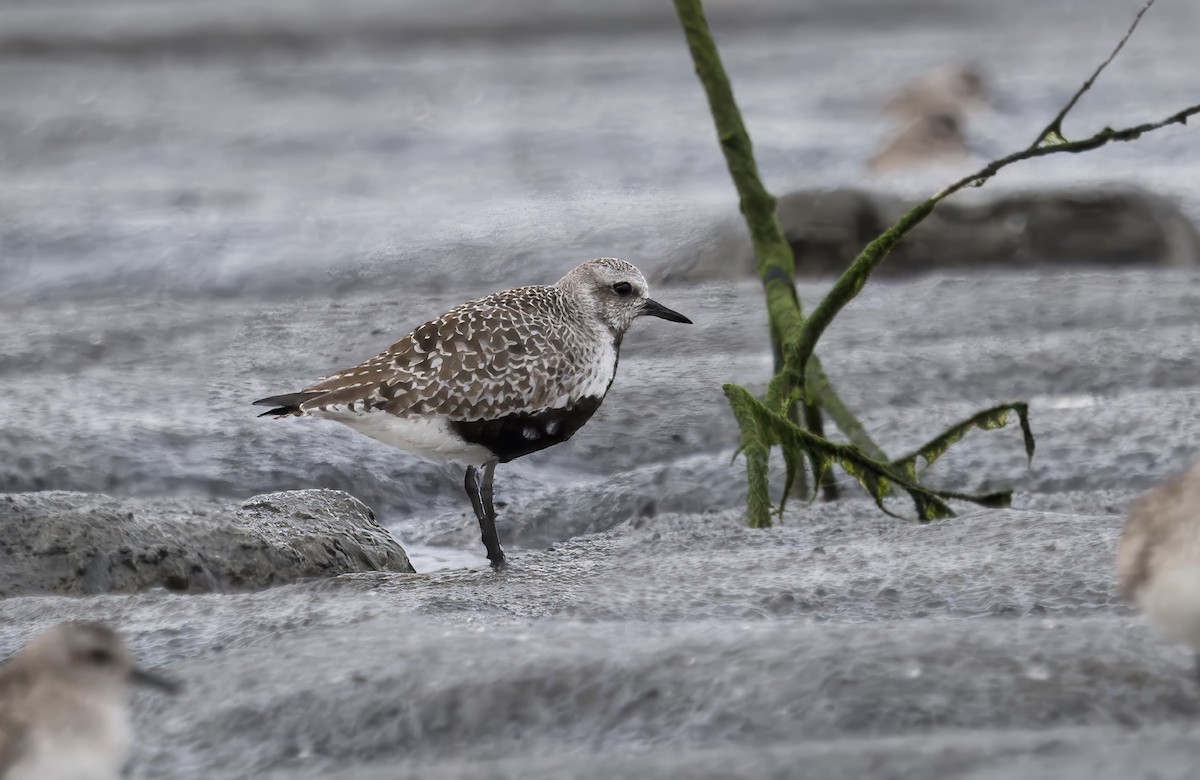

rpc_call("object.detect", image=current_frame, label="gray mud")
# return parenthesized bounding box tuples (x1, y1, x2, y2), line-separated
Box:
(2, 505, 1195, 779)
(3, 0, 1200, 777)
(4, 271, 1199, 545)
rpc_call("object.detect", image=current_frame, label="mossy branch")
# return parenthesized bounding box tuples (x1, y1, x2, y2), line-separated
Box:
(1035, 0, 1156, 148)
(931, 103, 1198, 202)
(772, 199, 936, 407)
(889, 404, 1035, 481)
(671, 0, 792, 284)
(674, 0, 863, 503)
(674, 0, 1190, 528)
(804, 361, 888, 462)
(726, 385, 1012, 522)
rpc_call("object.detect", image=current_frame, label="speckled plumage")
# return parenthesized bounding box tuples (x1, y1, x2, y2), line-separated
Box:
(257, 258, 680, 459)
(288, 277, 615, 422)
(254, 257, 692, 568)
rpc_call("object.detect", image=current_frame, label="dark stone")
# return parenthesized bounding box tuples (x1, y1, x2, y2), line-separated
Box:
(0, 489, 414, 597)
(658, 186, 1200, 281)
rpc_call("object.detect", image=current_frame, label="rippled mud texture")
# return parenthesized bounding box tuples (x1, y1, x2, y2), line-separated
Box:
(4, 0, 1200, 777)
(4, 271, 1199, 546)
(3, 504, 1198, 779)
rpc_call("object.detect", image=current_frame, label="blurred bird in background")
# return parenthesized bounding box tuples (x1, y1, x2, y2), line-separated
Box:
(0, 622, 177, 780)
(870, 64, 1001, 173)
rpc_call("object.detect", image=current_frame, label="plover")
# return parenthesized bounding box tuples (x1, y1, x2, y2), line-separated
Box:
(1117, 461, 1200, 680)
(254, 257, 691, 569)
(883, 65, 991, 120)
(869, 112, 968, 173)
(0, 622, 177, 780)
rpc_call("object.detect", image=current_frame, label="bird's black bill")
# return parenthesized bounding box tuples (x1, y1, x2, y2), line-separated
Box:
(640, 299, 692, 324)
(130, 666, 182, 694)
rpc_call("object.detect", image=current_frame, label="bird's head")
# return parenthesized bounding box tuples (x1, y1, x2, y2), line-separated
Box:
(556, 257, 692, 336)
(20, 622, 179, 694)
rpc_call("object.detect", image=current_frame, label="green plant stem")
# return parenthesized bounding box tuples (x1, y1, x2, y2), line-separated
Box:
(673, 0, 877, 514)
(802, 401, 839, 501)
(674, 0, 1190, 527)
(806, 360, 888, 461)
(672, 0, 794, 286)
(777, 201, 935, 396)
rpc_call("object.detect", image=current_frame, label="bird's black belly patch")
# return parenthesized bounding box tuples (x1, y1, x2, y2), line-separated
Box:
(450, 397, 603, 463)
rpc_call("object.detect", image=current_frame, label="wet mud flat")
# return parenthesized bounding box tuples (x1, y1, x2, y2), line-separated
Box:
(3, 269, 1200, 778)
(3, 271, 1200, 533)
(3, 502, 1200, 779)
(4, 0, 1200, 775)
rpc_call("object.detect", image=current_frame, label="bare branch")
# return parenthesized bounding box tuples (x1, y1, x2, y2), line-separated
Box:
(792, 0, 1194, 408)
(676, 0, 1193, 526)
(1034, 0, 1158, 147)
(932, 102, 1199, 201)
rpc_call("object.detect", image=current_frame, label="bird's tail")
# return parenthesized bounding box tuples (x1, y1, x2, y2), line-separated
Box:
(252, 391, 326, 418)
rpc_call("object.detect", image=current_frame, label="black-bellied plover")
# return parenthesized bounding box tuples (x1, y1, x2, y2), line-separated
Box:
(1117, 461, 1200, 680)
(0, 622, 177, 780)
(254, 257, 691, 569)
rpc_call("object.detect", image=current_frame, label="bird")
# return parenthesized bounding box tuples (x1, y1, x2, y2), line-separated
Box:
(868, 111, 968, 173)
(0, 621, 178, 780)
(253, 257, 692, 570)
(883, 65, 991, 121)
(1117, 461, 1200, 681)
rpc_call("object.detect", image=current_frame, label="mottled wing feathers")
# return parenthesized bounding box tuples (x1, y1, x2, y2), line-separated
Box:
(270, 285, 608, 422)
(252, 391, 326, 417)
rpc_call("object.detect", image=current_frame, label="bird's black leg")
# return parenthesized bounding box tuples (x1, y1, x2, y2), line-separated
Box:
(465, 463, 506, 570)
(481, 461, 499, 534)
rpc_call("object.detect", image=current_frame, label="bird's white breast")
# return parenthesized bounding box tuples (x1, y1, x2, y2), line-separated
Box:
(1137, 553, 1200, 649)
(570, 333, 618, 403)
(8, 698, 130, 780)
(319, 409, 495, 466)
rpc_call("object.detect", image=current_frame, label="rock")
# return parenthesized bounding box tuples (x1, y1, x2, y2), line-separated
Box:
(0, 489, 414, 596)
(659, 186, 1200, 281)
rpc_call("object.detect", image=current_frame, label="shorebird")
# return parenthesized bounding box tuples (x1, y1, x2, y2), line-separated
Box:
(254, 257, 692, 570)
(0, 622, 177, 780)
(883, 65, 991, 120)
(1117, 461, 1200, 680)
(869, 111, 968, 173)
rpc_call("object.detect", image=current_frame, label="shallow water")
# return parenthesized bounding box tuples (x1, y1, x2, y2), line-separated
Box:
(3, 0, 1200, 777)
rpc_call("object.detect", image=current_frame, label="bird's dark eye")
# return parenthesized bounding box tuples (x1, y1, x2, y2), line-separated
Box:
(88, 648, 113, 665)
(612, 282, 633, 297)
